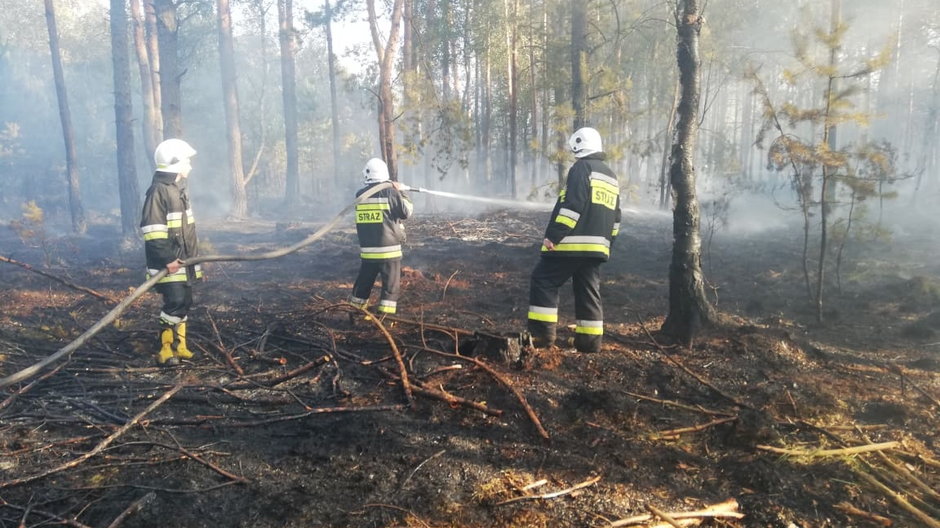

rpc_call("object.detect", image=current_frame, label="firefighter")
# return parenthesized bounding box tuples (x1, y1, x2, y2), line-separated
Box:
(527, 127, 621, 353)
(349, 158, 414, 316)
(140, 138, 203, 366)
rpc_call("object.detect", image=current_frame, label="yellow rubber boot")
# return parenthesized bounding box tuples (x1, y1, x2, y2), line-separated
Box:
(175, 321, 194, 360)
(157, 327, 178, 366)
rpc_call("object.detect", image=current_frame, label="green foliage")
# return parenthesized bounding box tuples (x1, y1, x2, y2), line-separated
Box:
(10, 201, 55, 267)
(751, 8, 902, 319)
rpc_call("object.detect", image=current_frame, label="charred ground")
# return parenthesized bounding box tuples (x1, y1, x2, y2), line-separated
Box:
(0, 205, 938, 527)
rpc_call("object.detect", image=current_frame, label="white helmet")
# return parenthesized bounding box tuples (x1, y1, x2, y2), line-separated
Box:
(362, 157, 390, 183)
(154, 138, 197, 174)
(568, 127, 603, 158)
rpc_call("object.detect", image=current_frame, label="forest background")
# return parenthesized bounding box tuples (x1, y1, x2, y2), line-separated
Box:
(0, 0, 938, 240)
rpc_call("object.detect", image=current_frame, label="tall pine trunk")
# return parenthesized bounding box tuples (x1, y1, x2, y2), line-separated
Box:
(278, 0, 300, 207)
(366, 0, 404, 181)
(143, 0, 163, 144)
(110, 0, 141, 239)
(217, 0, 248, 218)
(130, 0, 160, 164)
(154, 0, 182, 138)
(44, 0, 86, 234)
(661, 0, 716, 344)
(324, 0, 341, 190)
(570, 0, 587, 128)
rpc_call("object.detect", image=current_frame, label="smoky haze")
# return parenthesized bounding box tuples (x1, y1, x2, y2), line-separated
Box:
(0, 0, 937, 240)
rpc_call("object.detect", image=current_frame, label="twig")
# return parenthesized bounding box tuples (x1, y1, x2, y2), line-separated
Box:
(652, 416, 738, 439)
(0, 254, 113, 302)
(850, 465, 940, 528)
(635, 315, 750, 409)
(833, 501, 893, 527)
(399, 449, 446, 490)
(441, 269, 459, 301)
(0, 383, 184, 489)
(622, 390, 734, 417)
(344, 303, 415, 408)
(608, 499, 744, 527)
(413, 345, 550, 440)
(646, 504, 683, 528)
(495, 475, 600, 505)
(0, 498, 94, 528)
(756, 441, 899, 457)
(105, 492, 156, 528)
(207, 311, 244, 376)
(223, 355, 331, 390)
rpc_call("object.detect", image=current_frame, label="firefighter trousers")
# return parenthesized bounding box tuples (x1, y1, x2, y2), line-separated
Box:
(156, 282, 193, 326)
(527, 257, 604, 353)
(350, 258, 401, 314)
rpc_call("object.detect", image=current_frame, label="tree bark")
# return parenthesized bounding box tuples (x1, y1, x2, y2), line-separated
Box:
(143, 0, 163, 144)
(130, 0, 160, 164)
(571, 0, 587, 129)
(110, 0, 142, 238)
(278, 0, 300, 207)
(661, 0, 716, 344)
(154, 0, 182, 138)
(324, 0, 341, 191)
(366, 0, 404, 181)
(43, 0, 86, 234)
(507, 0, 518, 198)
(217, 0, 249, 218)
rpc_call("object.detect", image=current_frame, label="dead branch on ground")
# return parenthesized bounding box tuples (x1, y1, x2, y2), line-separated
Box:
(0, 254, 113, 302)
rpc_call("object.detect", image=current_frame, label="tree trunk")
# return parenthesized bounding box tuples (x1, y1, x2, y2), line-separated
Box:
(217, 0, 248, 218)
(154, 0, 182, 138)
(44, 0, 86, 234)
(507, 0, 518, 198)
(278, 0, 300, 207)
(366, 0, 404, 181)
(571, 0, 587, 128)
(143, 0, 163, 143)
(661, 0, 716, 344)
(324, 0, 341, 191)
(129, 0, 159, 166)
(110, 0, 141, 238)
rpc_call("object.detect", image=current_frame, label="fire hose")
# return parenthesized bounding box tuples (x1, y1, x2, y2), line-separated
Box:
(0, 183, 401, 389)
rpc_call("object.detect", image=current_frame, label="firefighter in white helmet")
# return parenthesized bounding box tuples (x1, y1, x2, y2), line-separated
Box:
(527, 127, 621, 354)
(349, 158, 414, 316)
(140, 138, 203, 366)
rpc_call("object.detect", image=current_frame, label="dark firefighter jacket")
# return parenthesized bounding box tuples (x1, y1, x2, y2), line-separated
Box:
(140, 171, 202, 284)
(542, 153, 621, 260)
(355, 183, 413, 260)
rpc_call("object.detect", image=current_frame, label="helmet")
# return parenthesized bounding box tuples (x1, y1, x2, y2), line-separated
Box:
(362, 157, 390, 183)
(568, 127, 603, 158)
(154, 138, 197, 174)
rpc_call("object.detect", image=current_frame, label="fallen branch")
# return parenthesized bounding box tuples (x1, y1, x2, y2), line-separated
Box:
(622, 390, 734, 417)
(608, 499, 744, 527)
(634, 315, 750, 409)
(345, 303, 415, 408)
(850, 465, 940, 528)
(833, 501, 893, 527)
(105, 492, 156, 528)
(0, 498, 94, 528)
(756, 441, 899, 457)
(651, 416, 738, 440)
(0, 254, 113, 302)
(646, 504, 683, 528)
(413, 345, 550, 440)
(495, 475, 600, 505)
(0, 383, 183, 489)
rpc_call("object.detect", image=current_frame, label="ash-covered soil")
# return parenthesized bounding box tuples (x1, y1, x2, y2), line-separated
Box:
(1, 204, 938, 527)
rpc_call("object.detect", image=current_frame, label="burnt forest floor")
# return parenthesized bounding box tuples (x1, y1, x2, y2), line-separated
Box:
(1, 203, 939, 528)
